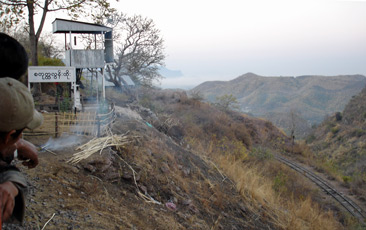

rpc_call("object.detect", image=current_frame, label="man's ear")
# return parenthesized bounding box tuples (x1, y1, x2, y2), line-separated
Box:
(4, 130, 21, 145)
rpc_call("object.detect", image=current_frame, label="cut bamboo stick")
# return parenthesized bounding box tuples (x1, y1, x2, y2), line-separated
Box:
(67, 133, 134, 164)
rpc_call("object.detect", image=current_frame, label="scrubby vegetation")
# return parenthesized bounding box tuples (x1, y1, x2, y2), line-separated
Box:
(18, 86, 363, 229)
(305, 86, 366, 205)
(119, 87, 346, 229)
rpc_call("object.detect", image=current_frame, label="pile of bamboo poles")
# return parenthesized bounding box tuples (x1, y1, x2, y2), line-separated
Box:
(67, 132, 131, 165)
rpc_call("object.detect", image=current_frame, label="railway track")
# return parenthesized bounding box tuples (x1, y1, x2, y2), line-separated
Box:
(275, 155, 366, 223)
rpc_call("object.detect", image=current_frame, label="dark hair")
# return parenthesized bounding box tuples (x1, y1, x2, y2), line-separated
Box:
(0, 33, 29, 79)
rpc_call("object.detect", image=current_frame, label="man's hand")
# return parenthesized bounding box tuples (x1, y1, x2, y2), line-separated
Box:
(0, 181, 18, 221)
(1, 139, 39, 168)
(15, 139, 39, 168)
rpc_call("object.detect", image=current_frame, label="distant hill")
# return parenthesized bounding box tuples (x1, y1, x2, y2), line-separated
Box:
(192, 72, 366, 137)
(159, 66, 183, 78)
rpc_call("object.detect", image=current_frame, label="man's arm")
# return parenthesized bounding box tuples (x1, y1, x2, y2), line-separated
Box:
(0, 181, 19, 221)
(0, 169, 26, 223)
(1, 139, 38, 168)
(14, 139, 39, 169)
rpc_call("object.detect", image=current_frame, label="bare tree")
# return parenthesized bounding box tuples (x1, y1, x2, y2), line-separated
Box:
(214, 94, 240, 111)
(104, 13, 165, 88)
(0, 0, 117, 66)
(190, 90, 204, 102)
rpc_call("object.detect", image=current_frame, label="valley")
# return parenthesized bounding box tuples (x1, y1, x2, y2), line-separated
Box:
(5, 86, 366, 229)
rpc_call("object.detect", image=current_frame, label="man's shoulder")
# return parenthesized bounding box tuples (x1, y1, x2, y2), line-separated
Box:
(0, 167, 26, 187)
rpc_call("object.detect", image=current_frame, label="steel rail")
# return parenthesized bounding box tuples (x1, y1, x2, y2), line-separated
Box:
(275, 155, 366, 223)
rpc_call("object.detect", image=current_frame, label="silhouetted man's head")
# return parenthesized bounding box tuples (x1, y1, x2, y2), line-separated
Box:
(0, 33, 29, 79)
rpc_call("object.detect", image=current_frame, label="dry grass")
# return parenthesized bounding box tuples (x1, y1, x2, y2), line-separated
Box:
(187, 136, 343, 230)
(218, 154, 341, 229)
(122, 90, 345, 229)
(168, 96, 342, 229)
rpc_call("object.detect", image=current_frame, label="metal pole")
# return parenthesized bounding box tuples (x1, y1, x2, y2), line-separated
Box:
(97, 114, 100, 137)
(90, 70, 93, 98)
(55, 112, 58, 138)
(96, 70, 99, 104)
(102, 66, 106, 99)
(64, 33, 67, 50)
(69, 31, 72, 66)
(73, 81, 77, 111)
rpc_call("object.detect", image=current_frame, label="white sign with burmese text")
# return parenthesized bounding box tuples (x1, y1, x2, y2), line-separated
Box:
(28, 66, 76, 83)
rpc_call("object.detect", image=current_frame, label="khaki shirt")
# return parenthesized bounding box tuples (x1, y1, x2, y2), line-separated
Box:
(0, 161, 27, 224)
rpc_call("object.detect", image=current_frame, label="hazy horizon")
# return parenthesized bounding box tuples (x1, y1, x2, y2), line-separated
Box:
(159, 71, 366, 90)
(112, 0, 366, 89)
(41, 0, 366, 89)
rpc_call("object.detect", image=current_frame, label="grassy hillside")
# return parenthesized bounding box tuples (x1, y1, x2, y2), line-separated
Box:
(192, 73, 366, 138)
(306, 86, 366, 203)
(117, 88, 351, 229)
(11, 87, 360, 229)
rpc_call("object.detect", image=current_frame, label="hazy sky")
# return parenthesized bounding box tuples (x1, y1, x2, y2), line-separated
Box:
(110, 0, 366, 88)
(43, 0, 366, 88)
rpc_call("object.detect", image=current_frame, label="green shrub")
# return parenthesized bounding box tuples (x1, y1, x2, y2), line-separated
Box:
(273, 171, 288, 194)
(326, 121, 336, 131)
(342, 175, 352, 183)
(351, 128, 366, 137)
(249, 147, 273, 160)
(306, 134, 316, 144)
(216, 137, 248, 161)
(38, 55, 65, 66)
(59, 90, 71, 112)
(331, 126, 340, 134)
(59, 97, 71, 112)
